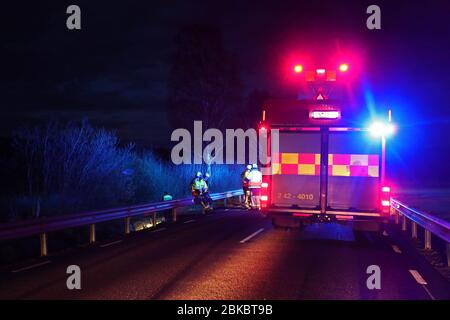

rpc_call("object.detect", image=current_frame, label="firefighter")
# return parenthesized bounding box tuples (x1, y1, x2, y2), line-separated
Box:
(191, 172, 212, 211)
(247, 163, 262, 209)
(241, 164, 252, 209)
(202, 172, 213, 209)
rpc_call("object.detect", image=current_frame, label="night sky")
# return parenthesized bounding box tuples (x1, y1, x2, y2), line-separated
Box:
(1, 0, 450, 187)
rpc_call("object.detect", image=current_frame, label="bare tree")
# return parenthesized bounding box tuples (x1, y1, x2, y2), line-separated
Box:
(168, 24, 243, 132)
(12, 121, 135, 216)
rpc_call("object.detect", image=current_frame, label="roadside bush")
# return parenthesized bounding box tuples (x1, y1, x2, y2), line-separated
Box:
(2, 121, 241, 222)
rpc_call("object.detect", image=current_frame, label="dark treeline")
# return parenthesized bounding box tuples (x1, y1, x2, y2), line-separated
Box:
(0, 24, 268, 222)
(0, 120, 241, 223)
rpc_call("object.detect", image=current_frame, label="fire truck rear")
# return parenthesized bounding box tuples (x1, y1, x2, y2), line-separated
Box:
(259, 62, 394, 231)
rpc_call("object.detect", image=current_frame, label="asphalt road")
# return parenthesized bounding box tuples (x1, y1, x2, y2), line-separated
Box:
(0, 208, 449, 300)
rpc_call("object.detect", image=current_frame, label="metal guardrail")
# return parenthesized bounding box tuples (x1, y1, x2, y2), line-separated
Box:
(390, 198, 450, 267)
(0, 189, 244, 257)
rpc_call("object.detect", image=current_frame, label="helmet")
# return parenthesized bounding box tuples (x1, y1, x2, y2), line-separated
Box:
(196, 171, 202, 178)
(252, 163, 258, 169)
(246, 164, 252, 170)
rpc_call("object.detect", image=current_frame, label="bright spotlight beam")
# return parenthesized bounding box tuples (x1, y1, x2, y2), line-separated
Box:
(369, 121, 395, 137)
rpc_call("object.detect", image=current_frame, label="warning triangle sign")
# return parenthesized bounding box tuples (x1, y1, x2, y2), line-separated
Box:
(316, 93, 325, 100)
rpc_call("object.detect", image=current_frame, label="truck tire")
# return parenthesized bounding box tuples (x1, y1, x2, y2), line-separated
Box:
(272, 217, 302, 229)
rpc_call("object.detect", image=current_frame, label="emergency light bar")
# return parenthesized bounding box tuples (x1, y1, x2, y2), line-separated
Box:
(310, 110, 341, 119)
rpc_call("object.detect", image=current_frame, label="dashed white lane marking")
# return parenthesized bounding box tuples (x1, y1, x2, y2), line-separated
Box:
(409, 269, 427, 285)
(391, 245, 402, 254)
(100, 240, 123, 248)
(240, 228, 265, 244)
(151, 227, 167, 233)
(184, 219, 196, 224)
(12, 260, 51, 273)
(421, 285, 436, 300)
(409, 269, 436, 300)
(382, 230, 389, 236)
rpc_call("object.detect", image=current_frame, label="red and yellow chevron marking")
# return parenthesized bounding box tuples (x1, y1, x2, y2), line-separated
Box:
(328, 154, 379, 177)
(271, 153, 379, 177)
(271, 153, 320, 176)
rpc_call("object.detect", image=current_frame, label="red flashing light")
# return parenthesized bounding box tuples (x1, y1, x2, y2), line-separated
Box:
(261, 195, 268, 201)
(294, 64, 303, 73)
(261, 182, 269, 188)
(382, 186, 391, 193)
(339, 63, 349, 72)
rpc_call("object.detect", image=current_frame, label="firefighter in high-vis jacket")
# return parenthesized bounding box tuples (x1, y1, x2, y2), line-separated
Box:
(241, 164, 252, 209)
(191, 172, 212, 211)
(247, 164, 262, 209)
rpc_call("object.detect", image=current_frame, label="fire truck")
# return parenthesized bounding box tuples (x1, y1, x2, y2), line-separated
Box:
(259, 62, 394, 231)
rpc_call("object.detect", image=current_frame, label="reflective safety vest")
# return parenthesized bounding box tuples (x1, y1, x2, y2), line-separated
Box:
(241, 169, 251, 187)
(191, 178, 207, 193)
(247, 169, 262, 188)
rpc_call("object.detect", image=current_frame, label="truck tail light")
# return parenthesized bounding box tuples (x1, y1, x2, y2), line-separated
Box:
(260, 177, 270, 209)
(381, 200, 390, 207)
(381, 186, 391, 216)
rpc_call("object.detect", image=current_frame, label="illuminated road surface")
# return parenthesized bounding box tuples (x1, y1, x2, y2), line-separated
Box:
(0, 209, 449, 300)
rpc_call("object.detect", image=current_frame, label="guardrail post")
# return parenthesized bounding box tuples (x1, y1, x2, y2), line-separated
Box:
(224, 198, 228, 207)
(172, 208, 177, 222)
(89, 224, 96, 244)
(411, 222, 417, 239)
(394, 211, 399, 225)
(152, 212, 157, 227)
(40, 233, 48, 257)
(125, 217, 130, 234)
(401, 215, 407, 231)
(424, 229, 432, 250)
(447, 243, 450, 267)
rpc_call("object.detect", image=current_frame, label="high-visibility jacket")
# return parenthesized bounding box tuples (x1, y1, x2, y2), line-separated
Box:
(241, 169, 251, 187)
(247, 169, 262, 188)
(191, 178, 207, 194)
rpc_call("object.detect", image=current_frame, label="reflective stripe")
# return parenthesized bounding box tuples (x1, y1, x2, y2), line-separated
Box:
(272, 153, 379, 177)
